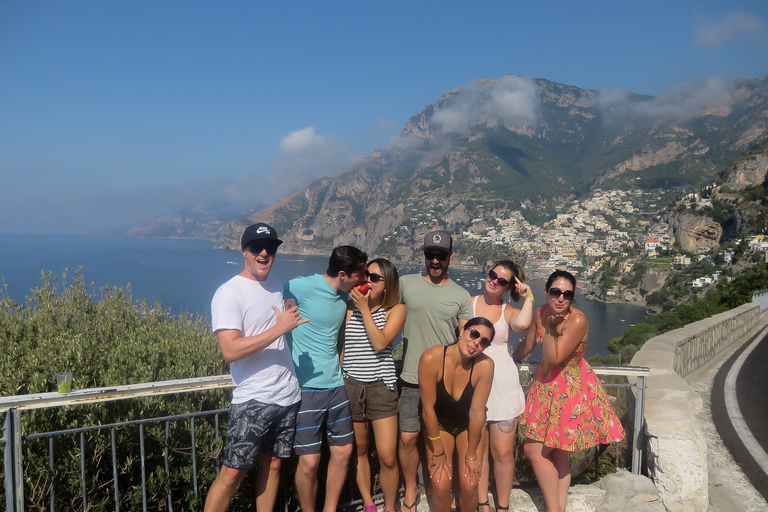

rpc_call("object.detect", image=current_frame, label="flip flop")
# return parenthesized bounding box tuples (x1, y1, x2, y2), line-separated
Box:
(401, 492, 420, 512)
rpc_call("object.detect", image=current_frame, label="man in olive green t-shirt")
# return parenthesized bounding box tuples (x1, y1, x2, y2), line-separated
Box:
(397, 230, 473, 512)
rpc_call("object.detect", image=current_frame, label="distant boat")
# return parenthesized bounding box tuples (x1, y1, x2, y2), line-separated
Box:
(226, 261, 238, 265)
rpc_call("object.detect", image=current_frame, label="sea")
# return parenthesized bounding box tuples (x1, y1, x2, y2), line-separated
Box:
(0, 234, 647, 359)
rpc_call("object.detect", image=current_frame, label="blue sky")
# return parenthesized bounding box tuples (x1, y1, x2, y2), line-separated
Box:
(1, 1, 767, 234)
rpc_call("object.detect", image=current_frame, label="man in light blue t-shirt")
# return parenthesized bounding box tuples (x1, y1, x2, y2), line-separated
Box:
(284, 245, 368, 512)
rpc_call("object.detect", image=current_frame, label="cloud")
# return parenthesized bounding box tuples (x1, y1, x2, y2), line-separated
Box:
(695, 12, 767, 48)
(430, 75, 541, 134)
(268, 126, 360, 195)
(596, 76, 735, 119)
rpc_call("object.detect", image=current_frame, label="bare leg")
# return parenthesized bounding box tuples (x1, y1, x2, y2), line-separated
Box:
(477, 425, 491, 508)
(204, 465, 248, 512)
(551, 448, 571, 512)
(372, 415, 400, 512)
(489, 419, 518, 509)
(428, 431, 455, 512)
(399, 430, 421, 512)
(523, 441, 564, 512)
(353, 421, 374, 505)
(323, 443, 354, 512)
(454, 430, 480, 512)
(296, 453, 321, 512)
(254, 453, 282, 512)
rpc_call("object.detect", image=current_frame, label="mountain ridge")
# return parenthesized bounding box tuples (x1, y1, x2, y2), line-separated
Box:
(213, 74, 767, 264)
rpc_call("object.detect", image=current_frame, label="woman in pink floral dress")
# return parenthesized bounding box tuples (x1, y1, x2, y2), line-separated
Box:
(513, 270, 624, 512)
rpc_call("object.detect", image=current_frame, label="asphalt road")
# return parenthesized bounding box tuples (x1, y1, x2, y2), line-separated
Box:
(712, 325, 768, 501)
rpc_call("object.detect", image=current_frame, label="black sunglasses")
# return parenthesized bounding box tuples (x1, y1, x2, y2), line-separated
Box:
(366, 271, 384, 283)
(488, 269, 510, 287)
(424, 251, 448, 261)
(548, 287, 575, 301)
(248, 243, 278, 255)
(467, 327, 491, 348)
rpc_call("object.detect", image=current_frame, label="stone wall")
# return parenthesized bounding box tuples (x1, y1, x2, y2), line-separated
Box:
(630, 303, 760, 511)
(753, 289, 768, 313)
(668, 304, 760, 377)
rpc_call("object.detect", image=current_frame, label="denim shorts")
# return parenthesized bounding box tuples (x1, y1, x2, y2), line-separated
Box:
(398, 384, 422, 433)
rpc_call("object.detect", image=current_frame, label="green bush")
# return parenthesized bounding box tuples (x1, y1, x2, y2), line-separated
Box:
(0, 270, 234, 510)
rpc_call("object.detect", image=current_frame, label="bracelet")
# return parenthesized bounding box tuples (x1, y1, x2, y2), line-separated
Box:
(427, 434, 441, 441)
(524, 295, 535, 302)
(432, 451, 445, 458)
(465, 455, 478, 461)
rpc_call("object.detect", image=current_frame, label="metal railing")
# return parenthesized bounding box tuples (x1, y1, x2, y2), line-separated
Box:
(1, 366, 648, 512)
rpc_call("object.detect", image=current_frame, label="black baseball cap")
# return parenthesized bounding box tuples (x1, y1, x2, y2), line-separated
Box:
(423, 230, 452, 252)
(241, 223, 283, 250)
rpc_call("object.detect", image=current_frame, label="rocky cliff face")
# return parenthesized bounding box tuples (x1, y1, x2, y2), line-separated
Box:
(721, 153, 768, 191)
(661, 211, 723, 253)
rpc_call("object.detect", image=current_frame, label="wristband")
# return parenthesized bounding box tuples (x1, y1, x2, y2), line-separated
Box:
(432, 451, 445, 458)
(465, 455, 478, 461)
(428, 434, 441, 441)
(524, 295, 535, 302)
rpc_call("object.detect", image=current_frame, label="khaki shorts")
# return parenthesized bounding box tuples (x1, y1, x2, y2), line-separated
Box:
(344, 377, 398, 421)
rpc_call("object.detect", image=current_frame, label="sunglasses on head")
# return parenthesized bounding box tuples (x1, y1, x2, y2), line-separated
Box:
(248, 243, 278, 255)
(366, 271, 384, 283)
(424, 251, 448, 261)
(488, 269, 510, 287)
(548, 287, 575, 300)
(467, 327, 491, 348)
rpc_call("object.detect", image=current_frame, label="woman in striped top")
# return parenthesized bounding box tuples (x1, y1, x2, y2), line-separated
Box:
(341, 258, 407, 512)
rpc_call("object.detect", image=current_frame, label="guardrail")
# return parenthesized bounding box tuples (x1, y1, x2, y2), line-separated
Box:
(1, 365, 648, 512)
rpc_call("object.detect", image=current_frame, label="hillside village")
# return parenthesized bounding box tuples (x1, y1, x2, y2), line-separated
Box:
(455, 184, 767, 304)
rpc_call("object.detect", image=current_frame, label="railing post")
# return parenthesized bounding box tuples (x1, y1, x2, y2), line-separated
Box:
(4, 408, 24, 512)
(632, 374, 647, 475)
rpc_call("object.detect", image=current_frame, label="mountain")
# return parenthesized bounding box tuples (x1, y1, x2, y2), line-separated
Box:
(216, 74, 768, 263)
(124, 201, 267, 239)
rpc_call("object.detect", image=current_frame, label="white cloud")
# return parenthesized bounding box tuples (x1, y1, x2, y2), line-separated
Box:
(429, 75, 541, 134)
(597, 76, 735, 119)
(488, 75, 539, 124)
(268, 126, 360, 196)
(694, 12, 768, 48)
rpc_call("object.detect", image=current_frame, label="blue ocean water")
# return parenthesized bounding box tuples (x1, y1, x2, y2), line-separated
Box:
(0, 234, 646, 358)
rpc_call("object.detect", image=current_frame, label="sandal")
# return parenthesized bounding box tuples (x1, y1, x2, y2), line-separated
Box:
(496, 506, 509, 512)
(477, 501, 490, 512)
(401, 492, 420, 512)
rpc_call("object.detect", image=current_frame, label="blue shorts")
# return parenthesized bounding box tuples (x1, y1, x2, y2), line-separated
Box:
(223, 399, 300, 470)
(293, 386, 354, 455)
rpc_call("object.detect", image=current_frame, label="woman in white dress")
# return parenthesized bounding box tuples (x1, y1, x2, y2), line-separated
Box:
(472, 261, 535, 512)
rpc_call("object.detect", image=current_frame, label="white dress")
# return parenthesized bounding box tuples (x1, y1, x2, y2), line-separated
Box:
(473, 296, 526, 422)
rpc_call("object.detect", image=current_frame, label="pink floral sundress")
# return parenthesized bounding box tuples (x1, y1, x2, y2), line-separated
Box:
(518, 311, 625, 451)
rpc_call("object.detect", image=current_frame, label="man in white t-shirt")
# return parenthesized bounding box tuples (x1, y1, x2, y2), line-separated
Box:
(204, 223, 309, 512)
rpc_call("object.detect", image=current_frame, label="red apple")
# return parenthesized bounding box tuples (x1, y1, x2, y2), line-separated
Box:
(357, 284, 370, 294)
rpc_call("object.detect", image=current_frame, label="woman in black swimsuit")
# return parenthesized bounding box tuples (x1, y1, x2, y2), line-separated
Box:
(418, 317, 495, 512)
